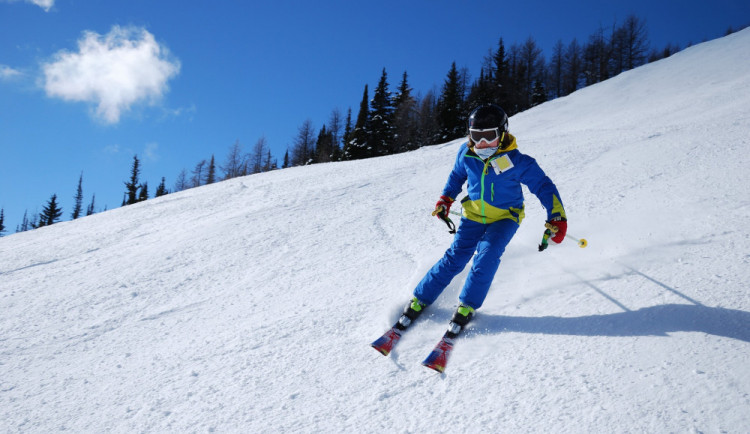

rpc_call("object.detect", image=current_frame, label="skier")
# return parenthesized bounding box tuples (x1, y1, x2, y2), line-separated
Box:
(399, 103, 568, 338)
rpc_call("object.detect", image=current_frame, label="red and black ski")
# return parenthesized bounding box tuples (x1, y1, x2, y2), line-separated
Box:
(371, 327, 403, 356)
(421, 332, 457, 373)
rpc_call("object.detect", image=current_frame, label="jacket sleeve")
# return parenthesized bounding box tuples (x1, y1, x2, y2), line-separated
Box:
(441, 144, 469, 200)
(518, 155, 566, 220)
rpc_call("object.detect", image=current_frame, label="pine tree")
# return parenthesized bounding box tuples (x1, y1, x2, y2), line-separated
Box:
(339, 108, 352, 161)
(282, 150, 290, 169)
(40, 194, 63, 226)
(369, 68, 395, 156)
(437, 62, 466, 141)
(86, 194, 96, 216)
(315, 125, 333, 163)
(71, 173, 84, 219)
(206, 155, 216, 184)
(155, 177, 168, 197)
(345, 85, 370, 160)
(138, 182, 149, 202)
(0, 208, 5, 236)
(492, 38, 510, 107)
(124, 155, 141, 205)
(466, 67, 495, 111)
(17, 210, 30, 232)
(393, 71, 418, 153)
(263, 149, 274, 171)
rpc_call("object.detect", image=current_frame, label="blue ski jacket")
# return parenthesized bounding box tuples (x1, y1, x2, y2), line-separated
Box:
(442, 134, 566, 225)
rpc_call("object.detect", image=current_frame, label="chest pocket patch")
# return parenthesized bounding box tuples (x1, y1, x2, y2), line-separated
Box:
(491, 155, 514, 175)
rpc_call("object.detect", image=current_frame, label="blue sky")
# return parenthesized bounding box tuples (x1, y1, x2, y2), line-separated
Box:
(1, 0, 748, 231)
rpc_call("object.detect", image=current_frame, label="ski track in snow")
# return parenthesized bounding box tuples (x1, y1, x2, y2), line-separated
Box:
(1, 29, 750, 433)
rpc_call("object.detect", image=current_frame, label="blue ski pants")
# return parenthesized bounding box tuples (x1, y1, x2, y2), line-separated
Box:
(414, 217, 519, 310)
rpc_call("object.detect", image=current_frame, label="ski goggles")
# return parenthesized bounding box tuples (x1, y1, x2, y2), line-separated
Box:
(469, 128, 504, 144)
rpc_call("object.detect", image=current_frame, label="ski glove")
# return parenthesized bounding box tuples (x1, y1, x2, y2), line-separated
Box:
(547, 217, 567, 244)
(434, 195, 454, 218)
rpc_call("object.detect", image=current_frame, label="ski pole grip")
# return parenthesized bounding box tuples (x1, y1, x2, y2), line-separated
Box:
(544, 222, 559, 233)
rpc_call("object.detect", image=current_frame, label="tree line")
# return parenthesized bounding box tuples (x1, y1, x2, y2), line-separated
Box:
(3, 15, 739, 236)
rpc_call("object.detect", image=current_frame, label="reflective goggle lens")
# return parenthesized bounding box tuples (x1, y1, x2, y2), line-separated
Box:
(469, 128, 500, 143)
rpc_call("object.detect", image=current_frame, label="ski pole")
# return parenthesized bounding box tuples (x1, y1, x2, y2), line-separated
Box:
(543, 222, 588, 248)
(431, 206, 456, 234)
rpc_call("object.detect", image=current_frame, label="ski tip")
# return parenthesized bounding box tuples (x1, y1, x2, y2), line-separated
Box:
(371, 343, 390, 356)
(422, 361, 446, 373)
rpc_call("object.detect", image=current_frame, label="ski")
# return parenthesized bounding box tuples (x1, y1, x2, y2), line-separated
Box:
(371, 326, 404, 356)
(422, 332, 457, 373)
(422, 305, 473, 373)
(372, 298, 426, 356)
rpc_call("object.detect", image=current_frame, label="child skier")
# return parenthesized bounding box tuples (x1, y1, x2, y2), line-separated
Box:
(395, 103, 568, 341)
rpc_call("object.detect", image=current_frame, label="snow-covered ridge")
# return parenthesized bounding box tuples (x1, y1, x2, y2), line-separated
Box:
(1, 28, 749, 433)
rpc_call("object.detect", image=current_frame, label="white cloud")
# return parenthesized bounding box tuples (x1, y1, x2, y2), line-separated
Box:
(1, 0, 55, 12)
(28, 0, 54, 11)
(42, 25, 181, 124)
(0, 65, 23, 80)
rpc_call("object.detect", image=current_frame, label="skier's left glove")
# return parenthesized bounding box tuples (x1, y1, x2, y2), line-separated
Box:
(547, 217, 567, 244)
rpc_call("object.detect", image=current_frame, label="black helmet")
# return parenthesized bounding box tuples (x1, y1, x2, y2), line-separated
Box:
(468, 104, 509, 132)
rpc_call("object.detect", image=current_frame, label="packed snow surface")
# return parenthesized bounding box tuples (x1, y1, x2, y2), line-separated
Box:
(2, 29, 749, 433)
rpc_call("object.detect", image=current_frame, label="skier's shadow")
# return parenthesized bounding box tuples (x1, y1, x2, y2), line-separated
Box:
(468, 304, 750, 343)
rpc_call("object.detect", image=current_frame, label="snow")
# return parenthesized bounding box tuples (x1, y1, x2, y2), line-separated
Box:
(2, 28, 749, 433)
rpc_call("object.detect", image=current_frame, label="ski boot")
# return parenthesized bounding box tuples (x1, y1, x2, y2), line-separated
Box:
(396, 297, 427, 330)
(446, 304, 474, 338)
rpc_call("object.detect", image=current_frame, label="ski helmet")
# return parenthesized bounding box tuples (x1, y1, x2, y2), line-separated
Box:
(468, 104, 509, 133)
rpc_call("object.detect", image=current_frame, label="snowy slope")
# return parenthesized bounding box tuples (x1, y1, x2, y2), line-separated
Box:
(2, 29, 749, 433)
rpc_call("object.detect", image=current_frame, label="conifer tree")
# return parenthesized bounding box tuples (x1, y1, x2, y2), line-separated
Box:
(206, 155, 216, 184)
(0, 208, 5, 236)
(263, 149, 275, 171)
(72, 173, 84, 219)
(339, 108, 352, 161)
(369, 68, 395, 156)
(393, 71, 418, 153)
(345, 85, 370, 160)
(466, 67, 495, 111)
(41, 194, 63, 226)
(155, 177, 168, 197)
(492, 38, 510, 107)
(437, 62, 466, 141)
(124, 155, 141, 205)
(86, 195, 96, 216)
(315, 125, 333, 163)
(138, 182, 149, 202)
(282, 150, 290, 169)
(17, 210, 29, 232)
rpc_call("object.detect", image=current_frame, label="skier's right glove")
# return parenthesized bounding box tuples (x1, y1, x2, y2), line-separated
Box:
(433, 195, 454, 218)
